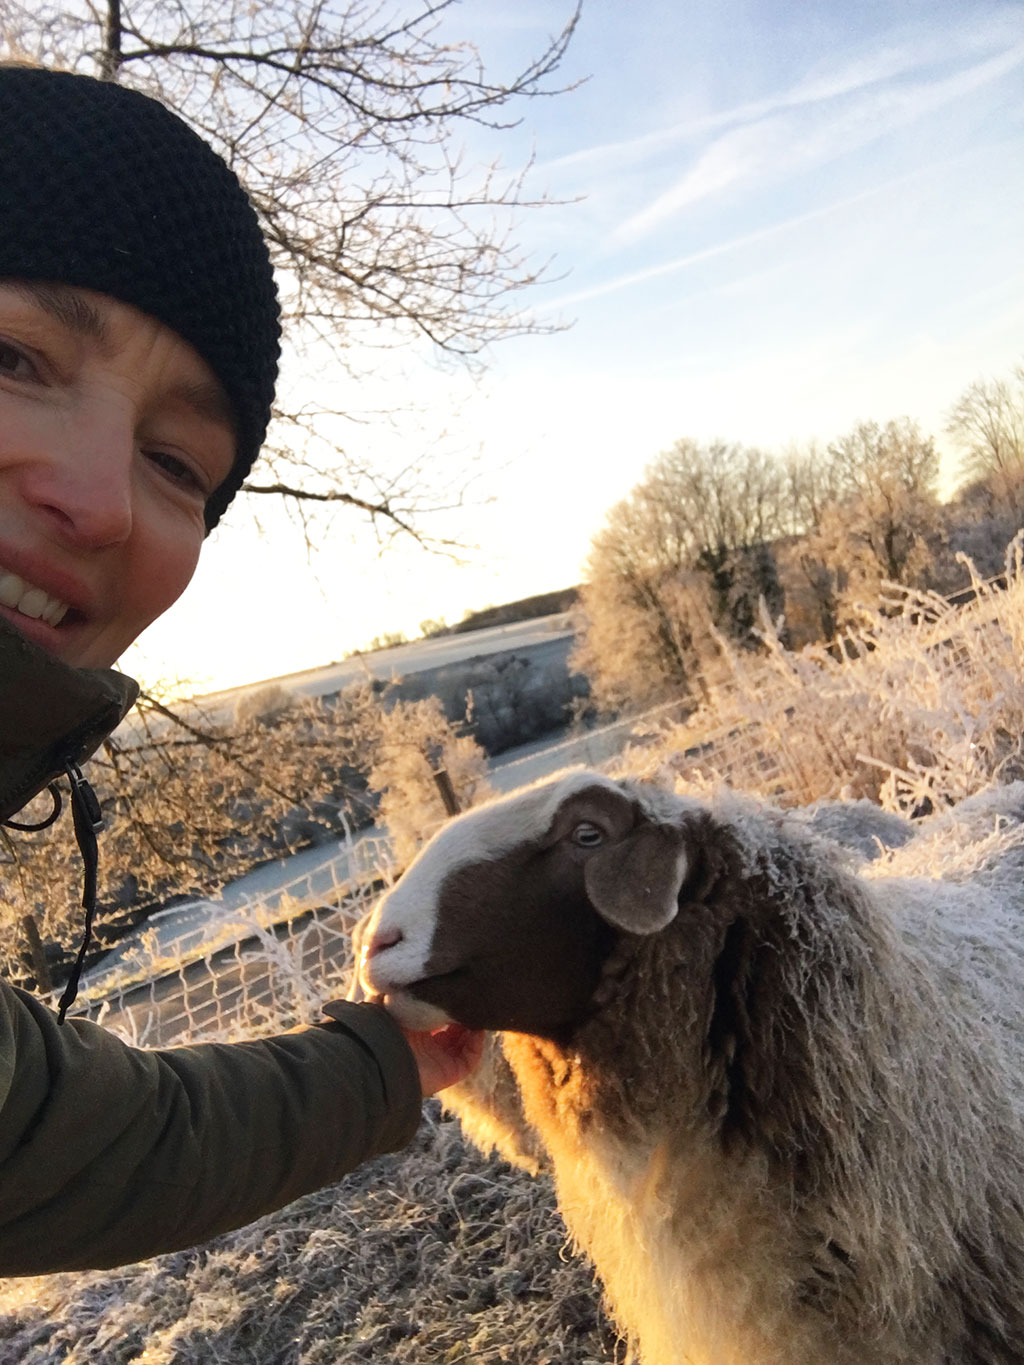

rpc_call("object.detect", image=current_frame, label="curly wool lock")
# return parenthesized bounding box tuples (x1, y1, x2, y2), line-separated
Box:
(361, 771, 1024, 1365)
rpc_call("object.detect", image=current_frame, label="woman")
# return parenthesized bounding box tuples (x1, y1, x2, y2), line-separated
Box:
(0, 64, 482, 1276)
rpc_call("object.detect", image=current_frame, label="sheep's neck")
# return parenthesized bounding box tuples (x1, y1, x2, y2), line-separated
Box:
(508, 832, 896, 1186)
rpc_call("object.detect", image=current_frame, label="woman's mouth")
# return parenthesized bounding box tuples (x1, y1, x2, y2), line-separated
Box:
(0, 570, 70, 626)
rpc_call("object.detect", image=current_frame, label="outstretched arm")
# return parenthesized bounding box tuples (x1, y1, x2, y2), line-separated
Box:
(0, 984, 423, 1275)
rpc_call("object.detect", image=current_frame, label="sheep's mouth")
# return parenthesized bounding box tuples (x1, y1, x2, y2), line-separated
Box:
(406, 965, 468, 1001)
(382, 988, 453, 1026)
(403, 966, 501, 1031)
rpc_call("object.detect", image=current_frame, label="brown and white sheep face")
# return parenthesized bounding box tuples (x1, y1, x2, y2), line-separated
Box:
(360, 770, 695, 1037)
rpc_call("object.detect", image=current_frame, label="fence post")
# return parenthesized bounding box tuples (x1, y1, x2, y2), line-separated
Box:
(432, 768, 460, 817)
(21, 913, 53, 993)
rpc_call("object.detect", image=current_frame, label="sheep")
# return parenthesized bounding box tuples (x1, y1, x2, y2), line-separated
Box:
(359, 770, 1024, 1365)
(796, 796, 916, 862)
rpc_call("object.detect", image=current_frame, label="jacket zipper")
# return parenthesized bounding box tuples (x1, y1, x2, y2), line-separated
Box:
(56, 761, 106, 1023)
(4, 750, 108, 1024)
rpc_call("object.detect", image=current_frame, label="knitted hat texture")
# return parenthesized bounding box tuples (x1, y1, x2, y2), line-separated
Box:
(0, 65, 281, 529)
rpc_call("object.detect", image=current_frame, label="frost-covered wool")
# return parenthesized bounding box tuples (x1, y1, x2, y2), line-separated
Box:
(362, 772, 1024, 1365)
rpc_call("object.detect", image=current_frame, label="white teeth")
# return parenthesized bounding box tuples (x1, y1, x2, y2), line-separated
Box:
(0, 574, 20, 609)
(0, 571, 70, 627)
(18, 587, 49, 620)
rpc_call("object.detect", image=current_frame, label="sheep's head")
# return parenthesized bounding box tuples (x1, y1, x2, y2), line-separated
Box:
(360, 771, 697, 1038)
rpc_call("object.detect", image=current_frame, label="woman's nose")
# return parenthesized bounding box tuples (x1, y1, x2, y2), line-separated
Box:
(22, 419, 134, 550)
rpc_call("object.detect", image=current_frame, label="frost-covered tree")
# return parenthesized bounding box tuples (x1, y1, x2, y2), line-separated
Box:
(571, 440, 787, 711)
(798, 417, 943, 622)
(570, 553, 715, 714)
(0, 683, 487, 982)
(946, 365, 1024, 514)
(947, 367, 1024, 479)
(369, 695, 490, 865)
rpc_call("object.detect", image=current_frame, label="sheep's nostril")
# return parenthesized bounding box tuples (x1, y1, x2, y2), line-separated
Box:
(366, 926, 403, 960)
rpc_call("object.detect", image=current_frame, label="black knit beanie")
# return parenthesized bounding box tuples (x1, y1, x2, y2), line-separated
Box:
(0, 65, 281, 529)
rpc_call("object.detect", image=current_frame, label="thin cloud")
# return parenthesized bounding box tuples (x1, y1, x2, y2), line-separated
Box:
(613, 40, 1024, 244)
(537, 8, 1022, 182)
(543, 162, 953, 312)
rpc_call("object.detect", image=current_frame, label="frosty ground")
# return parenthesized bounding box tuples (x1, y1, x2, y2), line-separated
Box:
(0, 1104, 620, 1364)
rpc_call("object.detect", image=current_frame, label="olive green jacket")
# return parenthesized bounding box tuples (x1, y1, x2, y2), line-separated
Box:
(0, 619, 421, 1275)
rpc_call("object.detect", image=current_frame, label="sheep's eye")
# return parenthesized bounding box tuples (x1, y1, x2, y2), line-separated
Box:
(571, 822, 604, 848)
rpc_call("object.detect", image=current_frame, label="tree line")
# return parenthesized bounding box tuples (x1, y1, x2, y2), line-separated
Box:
(571, 363, 1024, 713)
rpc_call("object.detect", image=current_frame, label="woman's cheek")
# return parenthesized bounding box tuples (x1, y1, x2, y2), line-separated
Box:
(129, 507, 206, 634)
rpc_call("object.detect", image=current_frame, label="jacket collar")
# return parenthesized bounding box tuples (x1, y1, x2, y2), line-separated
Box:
(0, 616, 139, 823)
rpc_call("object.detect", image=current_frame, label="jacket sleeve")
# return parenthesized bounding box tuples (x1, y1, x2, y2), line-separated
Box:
(0, 981, 422, 1274)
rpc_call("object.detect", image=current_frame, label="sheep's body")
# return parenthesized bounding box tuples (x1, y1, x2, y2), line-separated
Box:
(363, 774, 1024, 1364)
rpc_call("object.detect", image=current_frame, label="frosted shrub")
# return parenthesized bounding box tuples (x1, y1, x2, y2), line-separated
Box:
(369, 696, 492, 865)
(617, 536, 1024, 813)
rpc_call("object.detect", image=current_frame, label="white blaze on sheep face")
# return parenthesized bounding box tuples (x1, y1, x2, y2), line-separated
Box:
(361, 770, 695, 1038)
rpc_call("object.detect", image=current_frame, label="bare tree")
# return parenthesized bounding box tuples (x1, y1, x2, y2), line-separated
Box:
(805, 417, 943, 616)
(1, 0, 581, 540)
(637, 439, 786, 564)
(779, 439, 848, 536)
(573, 421, 950, 716)
(773, 441, 848, 642)
(629, 439, 787, 639)
(570, 440, 789, 712)
(946, 366, 1024, 512)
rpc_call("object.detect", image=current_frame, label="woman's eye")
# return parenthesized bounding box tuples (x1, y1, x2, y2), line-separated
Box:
(571, 822, 605, 848)
(145, 448, 207, 495)
(0, 339, 39, 381)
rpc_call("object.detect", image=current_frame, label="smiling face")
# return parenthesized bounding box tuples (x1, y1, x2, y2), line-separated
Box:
(0, 280, 237, 669)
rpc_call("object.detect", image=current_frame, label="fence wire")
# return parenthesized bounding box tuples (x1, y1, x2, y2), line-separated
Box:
(615, 567, 1022, 811)
(71, 833, 397, 1047)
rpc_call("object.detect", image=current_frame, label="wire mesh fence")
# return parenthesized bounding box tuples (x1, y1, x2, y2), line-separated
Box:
(615, 561, 1024, 812)
(70, 831, 398, 1046)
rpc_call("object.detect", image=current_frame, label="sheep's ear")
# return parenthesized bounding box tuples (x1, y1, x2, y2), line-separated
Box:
(584, 820, 690, 934)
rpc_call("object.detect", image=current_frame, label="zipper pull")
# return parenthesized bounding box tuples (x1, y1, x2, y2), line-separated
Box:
(57, 761, 105, 1023)
(65, 761, 105, 834)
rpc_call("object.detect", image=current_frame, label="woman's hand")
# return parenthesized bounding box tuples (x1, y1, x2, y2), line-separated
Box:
(401, 1023, 485, 1097)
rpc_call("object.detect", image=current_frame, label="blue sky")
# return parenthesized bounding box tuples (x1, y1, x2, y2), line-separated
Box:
(128, 0, 1024, 693)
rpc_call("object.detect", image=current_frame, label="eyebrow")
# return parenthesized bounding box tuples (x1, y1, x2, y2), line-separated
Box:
(166, 376, 237, 433)
(10, 280, 110, 345)
(8, 279, 237, 433)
